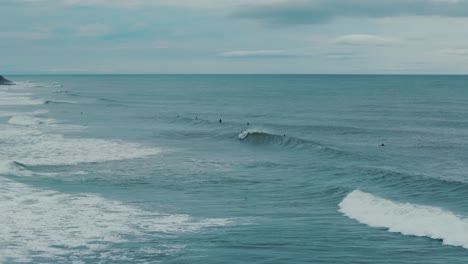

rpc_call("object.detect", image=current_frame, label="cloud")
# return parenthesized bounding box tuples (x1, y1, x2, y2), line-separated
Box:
(323, 52, 362, 60)
(439, 48, 468, 55)
(234, 0, 468, 25)
(334, 34, 402, 46)
(15, 0, 279, 9)
(0, 31, 51, 40)
(220, 50, 308, 58)
(63, 0, 151, 7)
(76, 24, 112, 37)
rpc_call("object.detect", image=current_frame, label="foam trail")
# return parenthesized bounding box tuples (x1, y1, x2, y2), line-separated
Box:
(339, 190, 468, 249)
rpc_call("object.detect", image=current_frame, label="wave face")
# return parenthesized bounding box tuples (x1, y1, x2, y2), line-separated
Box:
(339, 190, 468, 249)
(238, 130, 313, 148)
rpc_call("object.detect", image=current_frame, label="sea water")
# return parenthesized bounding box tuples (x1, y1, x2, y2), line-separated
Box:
(1, 75, 468, 263)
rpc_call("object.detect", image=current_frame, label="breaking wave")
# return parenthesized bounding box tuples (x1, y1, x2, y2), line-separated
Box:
(339, 190, 468, 250)
(237, 130, 314, 148)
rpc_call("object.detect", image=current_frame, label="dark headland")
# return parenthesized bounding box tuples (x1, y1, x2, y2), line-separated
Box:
(0, 75, 15, 85)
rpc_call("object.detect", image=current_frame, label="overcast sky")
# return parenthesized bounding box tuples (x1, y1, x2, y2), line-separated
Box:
(2, 0, 468, 74)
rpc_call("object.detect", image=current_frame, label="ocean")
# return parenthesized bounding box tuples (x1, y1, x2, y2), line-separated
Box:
(1, 74, 468, 263)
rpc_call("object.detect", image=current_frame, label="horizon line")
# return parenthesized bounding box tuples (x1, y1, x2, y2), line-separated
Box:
(5, 73, 468, 76)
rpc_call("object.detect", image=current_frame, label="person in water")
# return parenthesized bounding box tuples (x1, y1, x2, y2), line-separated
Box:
(380, 143, 385, 147)
(219, 119, 222, 123)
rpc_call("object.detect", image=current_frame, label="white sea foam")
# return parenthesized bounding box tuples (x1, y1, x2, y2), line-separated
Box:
(0, 80, 211, 261)
(8, 115, 57, 126)
(0, 91, 43, 105)
(0, 178, 231, 262)
(0, 79, 155, 166)
(0, 111, 25, 117)
(0, 125, 162, 166)
(33, 109, 50, 115)
(339, 190, 468, 249)
(7, 111, 86, 132)
(0, 110, 49, 118)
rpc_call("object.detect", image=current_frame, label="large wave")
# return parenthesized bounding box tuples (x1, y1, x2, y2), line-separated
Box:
(339, 190, 468, 249)
(236, 130, 351, 160)
(238, 130, 315, 148)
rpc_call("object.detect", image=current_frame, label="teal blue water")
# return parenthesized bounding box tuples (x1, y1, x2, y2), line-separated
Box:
(2, 75, 468, 263)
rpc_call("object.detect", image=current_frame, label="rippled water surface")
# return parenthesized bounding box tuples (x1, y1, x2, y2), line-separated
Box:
(2, 75, 468, 263)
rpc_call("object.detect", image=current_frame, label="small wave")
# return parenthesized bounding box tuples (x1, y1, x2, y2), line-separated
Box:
(0, 160, 90, 177)
(0, 161, 33, 176)
(0, 161, 59, 177)
(53, 90, 69, 94)
(339, 190, 468, 250)
(99, 97, 122, 103)
(0, 161, 61, 177)
(44, 100, 74, 105)
(52, 90, 80, 97)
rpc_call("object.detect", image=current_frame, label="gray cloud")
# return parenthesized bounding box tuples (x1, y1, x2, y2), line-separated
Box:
(323, 52, 363, 60)
(438, 48, 468, 55)
(334, 34, 402, 46)
(220, 50, 311, 58)
(234, 0, 468, 25)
